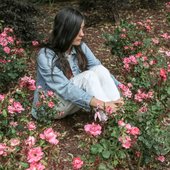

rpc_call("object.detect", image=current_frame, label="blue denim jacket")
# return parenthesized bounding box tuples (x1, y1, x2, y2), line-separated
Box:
(32, 42, 120, 117)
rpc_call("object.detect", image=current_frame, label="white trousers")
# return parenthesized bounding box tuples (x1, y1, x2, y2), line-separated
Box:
(56, 65, 120, 119)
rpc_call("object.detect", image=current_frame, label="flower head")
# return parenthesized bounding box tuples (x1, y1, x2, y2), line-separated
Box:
(72, 157, 84, 169)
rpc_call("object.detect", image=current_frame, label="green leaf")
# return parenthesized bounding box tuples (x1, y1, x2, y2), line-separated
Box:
(167, 87, 170, 95)
(20, 162, 29, 168)
(90, 144, 103, 155)
(2, 109, 7, 117)
(102, 150, 111, 159)
(113, 160, 118, 166)
(98, 163, 107, 170)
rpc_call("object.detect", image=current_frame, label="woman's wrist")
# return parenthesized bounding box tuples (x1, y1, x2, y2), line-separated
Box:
(90, 97, 105, 110)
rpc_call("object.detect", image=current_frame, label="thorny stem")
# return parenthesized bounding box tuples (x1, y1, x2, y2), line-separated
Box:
(126, 152, 135, 170)
(137, 152, 142, 170)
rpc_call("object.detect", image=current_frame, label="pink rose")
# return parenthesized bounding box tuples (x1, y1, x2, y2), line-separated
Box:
(40, 128, 59, 145)
(119, 136, 132, 149)
(84, 122, 102, 136)
(48, 101, 55, 108)
(27, 147, 44, 163)
(129, 127, 140, 136)
(26, 162, 45, 170)
(160, 68, 167, 81)
(27, 121, 36, 131)
(0, 94, 5, 101)
(118, 120, 126, 127)
(156, 155, 165, 162)
(9, 121, 18, 127)
(10, 138, 20, 146)
(25, 136, 36, 148)
(72, 157, 84, 169)
(32, 41, 39, 46)
(0, 143, 7, 156)
(3, 46, 11, 54)
(8, 101, 25, 114)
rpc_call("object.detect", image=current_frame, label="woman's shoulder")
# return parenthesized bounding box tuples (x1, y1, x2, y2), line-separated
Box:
(37, 48, 57, 69)
(38, 47, 55, 57)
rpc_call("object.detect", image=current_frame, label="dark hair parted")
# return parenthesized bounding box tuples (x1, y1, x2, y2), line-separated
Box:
(44, 7, 88, 79)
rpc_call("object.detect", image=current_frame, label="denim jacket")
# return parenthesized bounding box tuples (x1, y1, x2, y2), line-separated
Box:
(32, 42, 120, 117)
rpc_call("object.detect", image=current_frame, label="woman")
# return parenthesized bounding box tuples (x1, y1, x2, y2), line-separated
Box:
(32, 7, 123, 121)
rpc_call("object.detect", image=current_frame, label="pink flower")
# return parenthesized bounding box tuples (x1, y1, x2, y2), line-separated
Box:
(40, 128, 59, 145)
(27, 121, 36, 131)
(7, 36, 14, 44)
(156, 155, 165, 162)
(129, 127, 140, 136)
(152, 38, 159, 44)
(84, 122, 102, 136)
(0, 94, 5, 101)
(119, 136, 132, 149)
(165, 51, 170, 57)
(135, 151, 141, 157)
(120, 34, 126, 38)
(9, 121, 18, 127)
(134, 89, 153, 102)
(105, 106, 113, 114)
(72, 157, 84, 169)
(160, 33, 170, 39)
(19, 76, 36, 91)
(4, 27, 13, 33)
(149, 60, 157, 65)
(27, 147, 44, 163)
(10, 138, 20, 147)
(118, 120, 126, 127)
(8, 101, 25, 114)
(25, 136, 36, 148)
(138, 106, 148, 113)
(118, 84, 132, 98)
(48, 101, 55, 108)
(168, 64, 170, 72)
(32, 41, 39, 46)
(26, 162, 45, 170)
(127, 83, 133, 88)
(47, 90, 54, 97)
(160, 68, 167, 81)
(0, 143, 7, 156)
(135, 52, 143, 58)
(3, 46, 11, 54)
(145, 24, 152, 32)
(133, 41, 142, 46)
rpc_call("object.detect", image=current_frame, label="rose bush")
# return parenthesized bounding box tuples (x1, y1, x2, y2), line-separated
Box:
(0, 25, 27, 92)
(0, 75, 61, 170)
(87, 17, 170, 169)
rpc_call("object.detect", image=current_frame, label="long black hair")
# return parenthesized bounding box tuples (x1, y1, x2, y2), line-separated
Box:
(44, 7, 88, 79)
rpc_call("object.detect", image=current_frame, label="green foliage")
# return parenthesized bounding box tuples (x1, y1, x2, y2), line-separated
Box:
(34, 88, 64, 124)
(0, 0, 39, 42)
(90, 19, 170, 169)
(0, 26, 27, 92)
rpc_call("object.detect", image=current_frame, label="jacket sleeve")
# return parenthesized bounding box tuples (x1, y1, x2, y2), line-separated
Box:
(37, 49, 93, 111)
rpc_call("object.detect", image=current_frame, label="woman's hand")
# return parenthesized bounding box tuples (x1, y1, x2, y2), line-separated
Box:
(90, 97, 124, 112)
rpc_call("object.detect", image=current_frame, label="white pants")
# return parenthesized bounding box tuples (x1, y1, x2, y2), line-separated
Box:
(55, 65, 120, 119)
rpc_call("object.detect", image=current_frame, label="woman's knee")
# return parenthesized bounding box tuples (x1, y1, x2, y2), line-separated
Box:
(91, 65, 110, 75)
(83, 70, 99, 82)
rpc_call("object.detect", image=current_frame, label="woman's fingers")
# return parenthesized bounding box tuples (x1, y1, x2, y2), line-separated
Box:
(113, 98, 124, 106)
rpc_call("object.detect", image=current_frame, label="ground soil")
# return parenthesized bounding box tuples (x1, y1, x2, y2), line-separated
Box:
(31, 1, 170, 169)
